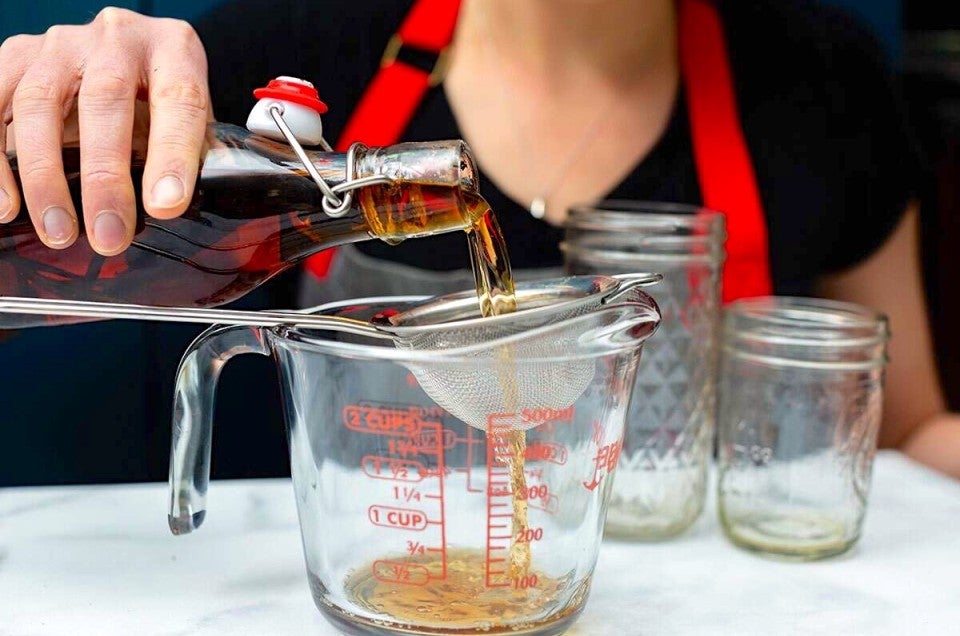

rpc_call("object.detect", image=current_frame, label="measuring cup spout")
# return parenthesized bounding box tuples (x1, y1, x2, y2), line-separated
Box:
(602, 272, 663, 304)
(168, 325, 271, 534)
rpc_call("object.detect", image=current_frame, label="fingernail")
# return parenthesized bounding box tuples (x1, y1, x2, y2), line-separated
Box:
(150, 175, 185, 208)
(42, 206, 76, 245)
(93, 211, 128, 253)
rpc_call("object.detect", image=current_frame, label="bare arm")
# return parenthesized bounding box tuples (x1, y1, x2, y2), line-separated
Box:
(818, 203, 960, 478)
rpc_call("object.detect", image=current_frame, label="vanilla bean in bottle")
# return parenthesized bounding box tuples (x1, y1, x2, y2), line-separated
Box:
(0, 123, 481, 328)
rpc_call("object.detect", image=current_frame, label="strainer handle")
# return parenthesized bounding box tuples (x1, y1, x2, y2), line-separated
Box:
(168, 324, 270, 535)
(603, 272, 663, 304)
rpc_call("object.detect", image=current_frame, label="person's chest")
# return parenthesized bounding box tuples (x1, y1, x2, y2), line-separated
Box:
(357, 85, 704, 273)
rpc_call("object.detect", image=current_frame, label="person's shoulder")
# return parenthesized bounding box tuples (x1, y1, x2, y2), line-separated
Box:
(718, 0, 893, 101)
(715, 1, 921, 283)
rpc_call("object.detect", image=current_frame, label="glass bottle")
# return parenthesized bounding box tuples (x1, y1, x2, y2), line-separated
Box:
(0, 122, 481, 328)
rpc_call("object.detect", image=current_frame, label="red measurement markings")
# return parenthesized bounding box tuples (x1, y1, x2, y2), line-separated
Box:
(368, 505, 429, 531)
(520, 406, 575, 426)
(529, 493, 560, 515)
(516, 478, 559, 516)
(591, 421, 604, 445)
(386, 437, 421, 457)
(583, 436, 624, 491)
(515, 527, 543, 543)
(515, 484, 549, 501)
(364, 421, 447, 581)
(393, 486, 421, 502)
(485, 414, 518, 588)
(429, 421, 448, 580)
(343, 405, 425, 436)
(524, 441, 568, 465)
(417, 427, 458, 451)
(361, 456, 425, 482)
(406, 541, 424, 556)
(458, 424, 485, 493)
(372, 560, 430, 587)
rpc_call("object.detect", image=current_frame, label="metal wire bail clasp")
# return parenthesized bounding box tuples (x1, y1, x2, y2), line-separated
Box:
(247, 76, 394, 218)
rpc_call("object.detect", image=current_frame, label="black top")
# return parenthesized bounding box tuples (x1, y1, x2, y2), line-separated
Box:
(199, 0, 924, 297)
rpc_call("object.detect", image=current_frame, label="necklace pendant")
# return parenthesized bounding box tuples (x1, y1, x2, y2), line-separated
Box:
(530, 197, 547, 220)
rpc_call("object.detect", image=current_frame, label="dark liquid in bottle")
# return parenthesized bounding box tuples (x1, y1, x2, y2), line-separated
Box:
(0, 149, 479, 327)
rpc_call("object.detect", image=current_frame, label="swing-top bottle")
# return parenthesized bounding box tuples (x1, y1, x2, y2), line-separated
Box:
(0, 80, 483, 328)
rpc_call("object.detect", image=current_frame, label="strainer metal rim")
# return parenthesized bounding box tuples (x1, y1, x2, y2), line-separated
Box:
(270, 296, 660, 363)
(379, 275, 620, 336)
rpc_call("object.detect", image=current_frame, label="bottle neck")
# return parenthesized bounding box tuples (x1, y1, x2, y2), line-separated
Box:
(208, 123, 485, 246)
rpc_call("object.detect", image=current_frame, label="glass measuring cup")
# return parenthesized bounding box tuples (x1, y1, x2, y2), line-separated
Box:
(168, 295, 660, 635)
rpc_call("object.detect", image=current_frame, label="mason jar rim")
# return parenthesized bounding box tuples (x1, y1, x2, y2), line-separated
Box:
(566, 200, 726, 234)
(560, 240, 723, 266)
(723, 297, 889, 370)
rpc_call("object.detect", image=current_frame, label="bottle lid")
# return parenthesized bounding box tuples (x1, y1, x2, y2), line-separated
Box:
(252, 76, 329, 114)
(247, 76, 327, 146)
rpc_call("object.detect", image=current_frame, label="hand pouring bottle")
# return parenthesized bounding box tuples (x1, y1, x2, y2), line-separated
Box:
(0, 77, 480, 328)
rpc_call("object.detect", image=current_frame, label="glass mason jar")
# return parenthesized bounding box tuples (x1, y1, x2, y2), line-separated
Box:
(717, 297, 889, 560)
(563, 201, 725, 539)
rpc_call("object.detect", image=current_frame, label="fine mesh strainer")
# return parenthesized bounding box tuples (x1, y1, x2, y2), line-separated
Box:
(301, 273, 661, 429)
(0, 273, 660, 430)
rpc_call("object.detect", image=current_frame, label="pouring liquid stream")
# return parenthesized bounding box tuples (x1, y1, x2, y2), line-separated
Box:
(347, 193, 561, 629)
(465, 205, 531, 580)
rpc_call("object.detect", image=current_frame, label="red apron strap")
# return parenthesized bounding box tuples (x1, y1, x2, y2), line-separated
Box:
(308, 0, 774, 301)
(306, 0, 462, 279)
(679, 0, 773, 302)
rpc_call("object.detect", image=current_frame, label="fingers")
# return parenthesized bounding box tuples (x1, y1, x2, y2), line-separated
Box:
(3, 8, 210, 254)
(0, 121, 20, 224)
(77, 12, 140, 255)
(143, 19, 210, 220)
(12, 25, 84, 248)
(0, 33, 41, 223)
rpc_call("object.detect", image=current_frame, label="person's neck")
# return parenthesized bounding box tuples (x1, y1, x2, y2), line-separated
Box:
(455, 0, 677, 89)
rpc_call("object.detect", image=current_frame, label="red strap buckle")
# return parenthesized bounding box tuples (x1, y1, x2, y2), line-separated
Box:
(380, 34, 452, 87)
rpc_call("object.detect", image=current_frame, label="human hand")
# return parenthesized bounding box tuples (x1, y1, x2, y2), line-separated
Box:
(0, 7, 211, 255)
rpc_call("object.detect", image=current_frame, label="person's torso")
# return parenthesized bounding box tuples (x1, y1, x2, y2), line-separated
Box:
(202, 0, 917, 305)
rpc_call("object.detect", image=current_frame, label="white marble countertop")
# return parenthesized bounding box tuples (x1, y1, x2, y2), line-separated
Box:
(1, 451, 959, 635)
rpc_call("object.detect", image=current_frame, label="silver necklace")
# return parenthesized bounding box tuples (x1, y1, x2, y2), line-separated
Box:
(477, 10, 617, 220)
(526, 106, 615, 219)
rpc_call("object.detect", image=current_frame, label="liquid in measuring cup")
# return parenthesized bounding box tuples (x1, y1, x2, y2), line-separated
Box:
(344, 548, 570, 632)
(329, 406, 580, 634)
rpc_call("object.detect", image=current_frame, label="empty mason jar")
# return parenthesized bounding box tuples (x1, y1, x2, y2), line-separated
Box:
(717, 297, 889, 560)
(563, 201, 725, 539)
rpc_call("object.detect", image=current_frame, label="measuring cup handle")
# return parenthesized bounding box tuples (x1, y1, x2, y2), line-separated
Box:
(168, 325, 269, 535)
